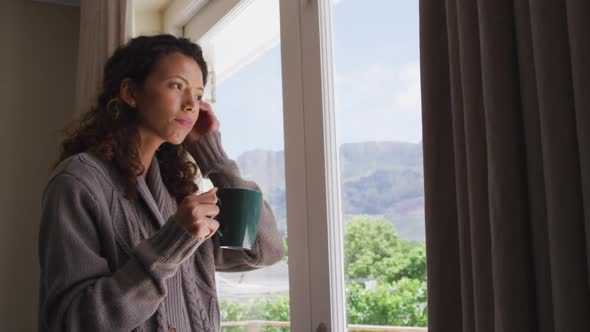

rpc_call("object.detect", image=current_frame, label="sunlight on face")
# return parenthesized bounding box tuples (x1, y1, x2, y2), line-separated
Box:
(135, 52, 205, 146)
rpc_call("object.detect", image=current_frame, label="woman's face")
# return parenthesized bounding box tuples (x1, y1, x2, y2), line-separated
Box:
(133, 52, 204, 146)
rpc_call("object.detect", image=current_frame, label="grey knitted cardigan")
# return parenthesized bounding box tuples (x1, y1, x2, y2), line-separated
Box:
(37, 131, 285, 332)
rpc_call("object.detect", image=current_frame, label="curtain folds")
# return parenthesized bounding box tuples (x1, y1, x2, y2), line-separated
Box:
(420, 0, 590, 331)
(73, 0, 134, 117)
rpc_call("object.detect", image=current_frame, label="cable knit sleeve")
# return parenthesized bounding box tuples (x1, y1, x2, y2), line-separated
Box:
(186, 130, 285, 272)
(38, 173, 204, 331)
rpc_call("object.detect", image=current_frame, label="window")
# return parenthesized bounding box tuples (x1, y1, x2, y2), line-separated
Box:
(185, 0, 291, 330)
(182, 0, 426, 330)
(331, 0, 427, 328)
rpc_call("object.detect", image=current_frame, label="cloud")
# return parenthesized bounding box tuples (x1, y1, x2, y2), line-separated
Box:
(334, 61, 421, 114)
(394, 62, 421, 110)
(333, 61, 423, 143)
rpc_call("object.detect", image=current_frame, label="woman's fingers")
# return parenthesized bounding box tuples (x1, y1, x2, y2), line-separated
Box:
(184, 188, 218, 204)
(186, 217, 220, 239)
(198, 102, 220, 132)
(179, 187, 221, 239)
(203, 218, 220, 240)
(190, 203, 219, 220)
(199, 101, 212, 112)
(198, 188, 218, 204)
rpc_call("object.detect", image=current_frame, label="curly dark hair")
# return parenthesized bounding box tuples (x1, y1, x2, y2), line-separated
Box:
(56, 34, 209, 202)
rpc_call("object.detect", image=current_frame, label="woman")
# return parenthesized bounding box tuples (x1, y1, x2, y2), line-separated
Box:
(38, 34, 284, 332)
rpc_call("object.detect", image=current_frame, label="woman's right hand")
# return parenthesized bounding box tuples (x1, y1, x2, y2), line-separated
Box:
(175, 187, 220, 240)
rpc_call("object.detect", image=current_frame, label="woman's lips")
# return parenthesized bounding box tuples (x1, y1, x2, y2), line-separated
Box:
(175, 118, 193, 128)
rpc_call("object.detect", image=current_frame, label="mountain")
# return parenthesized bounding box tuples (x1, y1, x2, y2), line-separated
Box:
(235, 141, 425, 242)
(338, 141, 423, 180)
(236, 149, 285, 192)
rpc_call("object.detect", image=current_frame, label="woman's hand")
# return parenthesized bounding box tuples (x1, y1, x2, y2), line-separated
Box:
(175, 187, 220, 240)
(185, 101, 220, 144)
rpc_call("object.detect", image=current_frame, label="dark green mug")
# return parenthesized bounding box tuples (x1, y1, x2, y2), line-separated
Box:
(215, 188, 263, 250)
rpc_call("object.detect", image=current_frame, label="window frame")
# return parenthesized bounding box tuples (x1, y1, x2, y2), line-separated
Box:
(179, 0, 347, 330)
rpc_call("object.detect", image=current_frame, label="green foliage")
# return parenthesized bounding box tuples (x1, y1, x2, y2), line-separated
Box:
(392, 240, 426, 282)
(221, 295, 290, 332)
(254, 295, 290, 324)
(344, 217, 426, 283)
(220, 217, 428, 329)
(220, 301, 247, 331)
(347, 278, 427, 327)
(343, 217, 428, 326)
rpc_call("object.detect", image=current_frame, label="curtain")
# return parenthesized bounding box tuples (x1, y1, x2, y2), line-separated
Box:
(419, 0, 590, 331)
(74, 0, 134, 117)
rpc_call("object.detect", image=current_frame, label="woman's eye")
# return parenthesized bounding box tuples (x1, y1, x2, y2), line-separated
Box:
(171, 82, 183, 90)
(195, 95, 203, 101)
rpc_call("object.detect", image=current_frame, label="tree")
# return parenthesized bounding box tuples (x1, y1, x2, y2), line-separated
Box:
(343, 217, 427, 327)
(220, 295, 290, 332)
(220, 217, 428, 329)
(344, 217, 426, 283)
(347, 278, 427, 327)
(220, 301, 248, 332)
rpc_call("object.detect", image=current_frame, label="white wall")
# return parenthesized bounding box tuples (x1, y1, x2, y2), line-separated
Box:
(0, 0, 80, 329)
(136, 8, 163, 36)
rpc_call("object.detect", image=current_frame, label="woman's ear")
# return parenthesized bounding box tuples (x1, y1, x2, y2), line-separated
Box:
(119, 78, 137, 108)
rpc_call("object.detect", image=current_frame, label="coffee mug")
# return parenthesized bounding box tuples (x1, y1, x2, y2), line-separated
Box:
(215, 188, 263, 250)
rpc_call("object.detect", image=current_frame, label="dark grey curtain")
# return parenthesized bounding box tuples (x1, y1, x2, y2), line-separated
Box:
(419, 0, 590, 331)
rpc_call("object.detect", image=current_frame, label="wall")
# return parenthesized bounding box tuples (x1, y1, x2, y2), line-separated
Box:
(0, 0, 80, 329)
(136, 8, 163, 36)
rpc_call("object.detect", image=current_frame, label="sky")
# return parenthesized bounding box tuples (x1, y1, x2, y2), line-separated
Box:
(210, 0, 421, 159)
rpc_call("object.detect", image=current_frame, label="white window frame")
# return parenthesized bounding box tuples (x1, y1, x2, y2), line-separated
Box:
(172, 0, 347, 330)
(280, 1, 346, 331)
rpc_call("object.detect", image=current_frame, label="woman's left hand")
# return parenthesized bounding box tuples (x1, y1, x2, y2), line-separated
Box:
(186, 101, 220, 143)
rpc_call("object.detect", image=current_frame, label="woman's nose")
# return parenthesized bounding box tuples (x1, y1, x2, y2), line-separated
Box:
(182, 90, 196, 112)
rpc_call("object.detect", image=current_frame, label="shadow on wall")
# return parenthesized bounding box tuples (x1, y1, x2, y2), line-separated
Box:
(0, 0, 80, 330)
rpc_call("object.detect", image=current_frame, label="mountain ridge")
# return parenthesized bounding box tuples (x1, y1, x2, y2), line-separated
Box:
(235, 141, 425, 242)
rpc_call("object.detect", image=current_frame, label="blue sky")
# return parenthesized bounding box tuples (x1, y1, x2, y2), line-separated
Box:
(212, 0, 421, 159)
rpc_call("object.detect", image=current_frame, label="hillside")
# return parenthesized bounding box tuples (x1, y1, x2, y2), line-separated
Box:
(235, 141, 425, 242)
